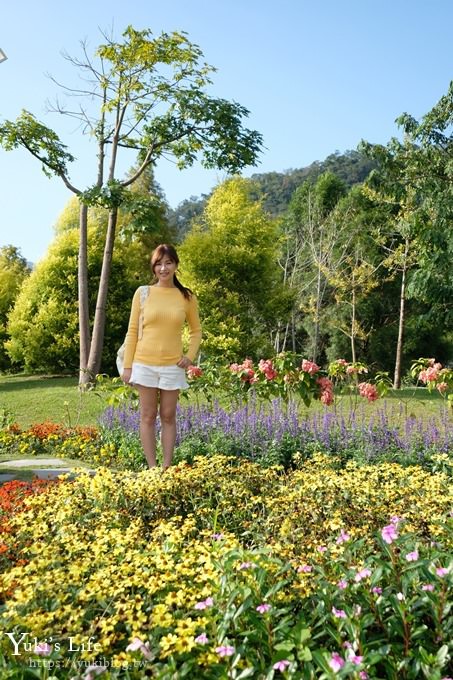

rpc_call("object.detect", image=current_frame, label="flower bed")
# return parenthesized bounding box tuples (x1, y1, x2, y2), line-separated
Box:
(0, 421, 98, 458)
(0, 456, 451, 678)
(99, 399, 453, 472)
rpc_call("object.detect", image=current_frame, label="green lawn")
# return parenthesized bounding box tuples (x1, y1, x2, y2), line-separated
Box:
(0, 373, 448, 429)
(0, 374, 105, 428)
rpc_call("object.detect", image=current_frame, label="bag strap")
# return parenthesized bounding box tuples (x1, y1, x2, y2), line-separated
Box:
(138, 285, 149, 339)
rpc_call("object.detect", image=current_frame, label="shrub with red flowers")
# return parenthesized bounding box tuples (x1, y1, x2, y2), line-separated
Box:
(411, 358, 453, 406)
(186, 353, 388, 408)
(358, 382, 379, 402)
(327, 359, 391, 408)
(186, 365, 203, 379)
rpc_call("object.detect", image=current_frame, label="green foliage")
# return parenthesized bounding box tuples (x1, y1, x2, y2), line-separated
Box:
(0, 246, 31, 371)
(5, 216, 150, 374)
(0, 110, 75, 179)
(360, 82, 453, 327)
(278, 172, 348, 361)
(179, 178, 294, 359)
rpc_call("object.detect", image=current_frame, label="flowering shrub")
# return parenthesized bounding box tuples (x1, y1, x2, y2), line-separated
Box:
(0, 456, 451, 678)
(185, 353, 389, 408)
(412, 358, 453, 406)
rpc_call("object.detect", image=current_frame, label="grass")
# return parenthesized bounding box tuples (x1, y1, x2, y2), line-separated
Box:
(0, 374, 105, 428)
(0, 373, 449, 429)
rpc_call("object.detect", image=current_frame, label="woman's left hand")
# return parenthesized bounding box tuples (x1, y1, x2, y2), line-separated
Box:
(177, 356, 191, 369)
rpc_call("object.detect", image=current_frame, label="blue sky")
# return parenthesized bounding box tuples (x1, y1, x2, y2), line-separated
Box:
(1, 0, 452, 263)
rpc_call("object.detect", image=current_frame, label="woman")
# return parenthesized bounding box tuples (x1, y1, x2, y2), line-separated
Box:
(121, 244, 202, 469)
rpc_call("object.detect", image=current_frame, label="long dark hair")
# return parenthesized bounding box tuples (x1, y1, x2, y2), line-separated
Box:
(150, 244, 192, 300)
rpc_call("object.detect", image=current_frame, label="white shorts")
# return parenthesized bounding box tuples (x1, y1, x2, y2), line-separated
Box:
(130, 362, 189, 390)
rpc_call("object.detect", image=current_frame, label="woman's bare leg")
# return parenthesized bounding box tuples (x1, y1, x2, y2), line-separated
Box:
(138, 386, 159, 467)
(159, 389, 179, 469)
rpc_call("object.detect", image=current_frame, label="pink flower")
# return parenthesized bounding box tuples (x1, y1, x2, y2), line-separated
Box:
(419, 365, 441, 383)
(320, 390, 334, 405)
(405, 550, 419, 561)
(229, 363, 240, 373)
(241, 368, 256, 383)
(195, 633, 209, 645)
(126, 638, 144, 652)
(350, 654, 364, 665)
(216, 645, 235, 657)
(126, 637, 153, 660)
(211, 533, 224, 540)
(329, 652, 345, 672)
(437, 382, 449, 394)
(332, 606, 347, 618)
(381, 523, 398, 544)
(256, 603, 271, 613)
(337, 359, 349, 366)
(258, 359, 277, 380)
(358, 382, 378, 402)
(317, 545, 327, 553)
(355, 568, 372, 582)
(372, 587, 382, 595)
(359, 672, 369, 679)
(346, 365, 358, 375)
(422, 584, 434, 591)
(436, 567, 449, 577)
(195, 597, 214, 610)
(187, 365, 203, 379)
(301, 359, 320, 375)
(297, 564, 313, 573)
(337, 579, 348, 590)
(273, 660, 291, 671)
(317, 376, 334, 405)
(34, 642, 52, 656)
(242, 359, 254, 369)
(336, 529, 350, 544)
(239, 561, 255, 570)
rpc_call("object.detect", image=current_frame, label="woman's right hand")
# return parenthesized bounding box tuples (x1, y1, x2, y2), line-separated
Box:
(122, 368, 132, 384)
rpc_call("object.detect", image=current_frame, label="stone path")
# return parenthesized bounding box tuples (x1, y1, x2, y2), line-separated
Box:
(0, 457, 94, 484)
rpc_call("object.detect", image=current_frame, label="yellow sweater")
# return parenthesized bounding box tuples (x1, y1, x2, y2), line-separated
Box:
(123, 286, 202, 368)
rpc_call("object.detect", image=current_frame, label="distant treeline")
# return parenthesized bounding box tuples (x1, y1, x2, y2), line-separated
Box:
(168, 150, 376, 238)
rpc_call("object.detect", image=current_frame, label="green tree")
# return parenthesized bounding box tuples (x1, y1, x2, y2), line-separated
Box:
(179, 177, 293, 360)
(0, 26, 263, 384)
(322, 186, 391, 363)
(6, 214, 152, 374)
(0, 246, 31, 371)
(280, 172, 347, 360)
(360, 81, 453, 385)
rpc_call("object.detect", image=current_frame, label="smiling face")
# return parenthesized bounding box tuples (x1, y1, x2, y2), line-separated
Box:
(153, 255, 177, 286)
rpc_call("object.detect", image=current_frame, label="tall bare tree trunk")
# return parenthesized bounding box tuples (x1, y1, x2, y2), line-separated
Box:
(312, 262, 322, 362)
(393, 237, 409, 389)
(78, 202, 90, 383)
(80, 207, 118, 386)
(351, 282, 357, 364)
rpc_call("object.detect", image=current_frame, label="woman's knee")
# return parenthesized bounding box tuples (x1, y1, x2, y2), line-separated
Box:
(160, 406, 176, 425)
(141, 409, 157, 426)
